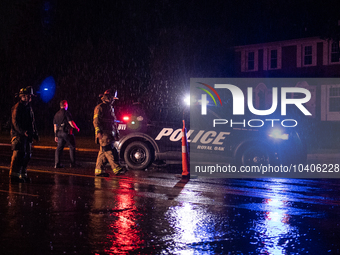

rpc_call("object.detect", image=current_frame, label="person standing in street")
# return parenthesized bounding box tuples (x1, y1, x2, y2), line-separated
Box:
(53, 100, 80, 168)
(93, 89, 126, 177)
(9, 86, 39, 183)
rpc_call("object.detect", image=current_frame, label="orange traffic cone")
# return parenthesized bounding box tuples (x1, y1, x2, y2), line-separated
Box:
(181, 120, 190, 179)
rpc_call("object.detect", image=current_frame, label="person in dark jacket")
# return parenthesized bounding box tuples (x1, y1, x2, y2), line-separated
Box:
(10, 86, 39, 183)
(53, 100, 80, 168)
(93, 89, 126, 177)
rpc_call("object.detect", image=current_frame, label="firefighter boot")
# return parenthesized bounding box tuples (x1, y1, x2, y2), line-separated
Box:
(112, 166, 127, 175)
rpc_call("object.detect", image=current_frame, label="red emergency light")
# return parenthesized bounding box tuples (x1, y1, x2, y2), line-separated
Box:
(123, 116, 130, 121)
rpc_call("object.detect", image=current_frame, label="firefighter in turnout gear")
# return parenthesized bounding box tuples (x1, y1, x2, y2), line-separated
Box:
(10, 86, 39, 183)
(93, 89, 126, 177)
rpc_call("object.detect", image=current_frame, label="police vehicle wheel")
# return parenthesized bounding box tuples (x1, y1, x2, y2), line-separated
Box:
(241, 145, 271, 166)
(124, 141, 152, 170)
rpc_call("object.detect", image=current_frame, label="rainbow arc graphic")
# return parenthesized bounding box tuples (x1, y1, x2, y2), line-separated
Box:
(196, 82, 222, 106)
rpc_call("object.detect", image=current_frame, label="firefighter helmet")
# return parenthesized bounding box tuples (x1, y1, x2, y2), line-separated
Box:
(18, 86, 36, 97)
(99, 89, 118, 101)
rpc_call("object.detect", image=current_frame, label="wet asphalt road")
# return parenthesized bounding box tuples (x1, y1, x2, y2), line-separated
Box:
(0, 145, 340, 254)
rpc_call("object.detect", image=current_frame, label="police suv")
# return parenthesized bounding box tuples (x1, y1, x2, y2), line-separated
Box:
(115, 103, 307, 170)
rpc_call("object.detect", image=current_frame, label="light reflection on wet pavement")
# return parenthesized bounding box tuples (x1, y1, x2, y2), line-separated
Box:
(1, 166, 340, 254)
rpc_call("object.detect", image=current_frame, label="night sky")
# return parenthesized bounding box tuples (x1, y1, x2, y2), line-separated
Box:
(0, 0, 339, 133)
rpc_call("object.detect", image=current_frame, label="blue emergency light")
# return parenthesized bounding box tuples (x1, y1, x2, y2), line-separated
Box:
(39, 76, 56, 103)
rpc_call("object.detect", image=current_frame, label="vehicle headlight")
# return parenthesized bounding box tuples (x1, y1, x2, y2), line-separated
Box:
(184, 95, 191, 106)
(268, 129, 289, 140)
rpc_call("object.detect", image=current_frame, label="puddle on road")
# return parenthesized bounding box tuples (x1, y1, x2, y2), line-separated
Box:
(1, 172, 340, 254)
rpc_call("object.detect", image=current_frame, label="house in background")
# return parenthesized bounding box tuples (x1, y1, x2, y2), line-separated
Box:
(233, 37, 340, 123)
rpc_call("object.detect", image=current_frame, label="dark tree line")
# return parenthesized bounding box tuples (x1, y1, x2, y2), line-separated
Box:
(1, 0, 340, 133)
(0, 0, 233, 133)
